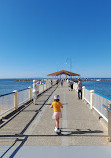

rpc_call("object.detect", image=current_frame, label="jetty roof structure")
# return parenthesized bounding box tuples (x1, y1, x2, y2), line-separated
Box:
(47, 70, 80, 77)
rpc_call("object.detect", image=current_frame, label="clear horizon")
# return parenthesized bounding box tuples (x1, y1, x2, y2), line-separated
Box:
(0, 0, 111, 78)
(1, 77, 111, 79)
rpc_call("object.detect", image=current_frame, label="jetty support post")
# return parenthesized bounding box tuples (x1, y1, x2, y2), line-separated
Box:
(28, 87, 32, 100)
(13, 90, 18, 110)
(108, 104, 111, 141)
(90, 90, 94, 110)
(46, 80, 47, 89)
(82, 86, 85, 100)
(43, 83, 44, 92)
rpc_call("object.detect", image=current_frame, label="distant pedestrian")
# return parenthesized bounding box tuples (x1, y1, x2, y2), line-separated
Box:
(51, 80, 53, 86)
(32, 80, 39, 104)
(56, 79, 59, 86)
(50, 95, 63, 133)
(61, 79, 63, 86)
(68, 80, 71, 90)
(70, 79, 74, 91)
(78, 78, 82, 99)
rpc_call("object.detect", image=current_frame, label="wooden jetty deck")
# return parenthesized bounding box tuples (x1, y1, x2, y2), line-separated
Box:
(0, 82, 111, 157)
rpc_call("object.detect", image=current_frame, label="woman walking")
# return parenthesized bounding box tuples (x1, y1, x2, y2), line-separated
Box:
(50, 95, 63, 133)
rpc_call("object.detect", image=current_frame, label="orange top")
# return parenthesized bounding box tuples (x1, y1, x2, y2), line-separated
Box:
(50, 101, 63, 112)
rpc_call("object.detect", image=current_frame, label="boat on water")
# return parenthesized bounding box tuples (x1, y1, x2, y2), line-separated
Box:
(96, 79, 101, 81)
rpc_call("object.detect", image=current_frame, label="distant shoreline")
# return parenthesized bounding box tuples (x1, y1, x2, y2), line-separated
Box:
(15, 79, 44, 82)
(14, 78, 111, 82)
(73, 78, 111, 82)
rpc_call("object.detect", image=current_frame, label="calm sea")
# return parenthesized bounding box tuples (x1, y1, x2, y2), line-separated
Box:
(0, 79, 43, 96)
(83, 80, 111, 99)
(0, 79, 111, 99)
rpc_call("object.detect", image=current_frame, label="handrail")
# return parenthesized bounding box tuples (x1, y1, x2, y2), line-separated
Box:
(95, 92, 111, 101)
(0, 92, 14, 97)
(85, 88, 91, 91)
(102, 104, 111, 112)
(18, 88, 29, 92)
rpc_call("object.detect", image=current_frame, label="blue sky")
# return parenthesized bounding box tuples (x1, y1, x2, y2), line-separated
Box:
(0, 0, 111, 78)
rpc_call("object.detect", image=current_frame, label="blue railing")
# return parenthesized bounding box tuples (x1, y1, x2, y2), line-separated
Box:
(0, 79, 56, 117)
(94, 92, 111, 101)
(0, 92, 14, 97)
(18, 88, 29, 92)
(102, 104, 111, 112)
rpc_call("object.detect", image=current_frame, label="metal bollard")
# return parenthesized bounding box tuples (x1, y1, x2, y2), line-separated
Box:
(28, 87, 32, 100)
(108, 104, 111, 141)
(13, 90, 18, 110)
(43, 84, 44, 91)
(90, 90, 94, 110)
(82, 86, 85, 100)
(46, 83, 47, 89)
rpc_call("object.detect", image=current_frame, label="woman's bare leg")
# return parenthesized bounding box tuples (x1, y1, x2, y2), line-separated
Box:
(55, 118, 59, 128)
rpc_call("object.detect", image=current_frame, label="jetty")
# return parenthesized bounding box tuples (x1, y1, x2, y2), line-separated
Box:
(0, 79, 111, 157)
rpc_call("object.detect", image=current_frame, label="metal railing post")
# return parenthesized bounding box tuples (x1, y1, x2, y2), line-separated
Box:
(73, 82, 75, 90)
(13, 90, 18, 110)
(28, 87, 32, 100)
(43, 84, 44, 91)
(108, 104, 111, 141)
(46, 82, 47, 89)
(90, 90, 94, 110)
(82, 86, 85, 100)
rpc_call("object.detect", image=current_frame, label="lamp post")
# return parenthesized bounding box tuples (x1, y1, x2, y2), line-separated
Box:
(65, 58, 72, 79)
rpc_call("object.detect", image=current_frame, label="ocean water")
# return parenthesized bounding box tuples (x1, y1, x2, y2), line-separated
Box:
(0, 79, 47, 96)
(0, 79, 46, 96)
(0, 79, 111, 99)
(83, 81, 111, 99)
(0, 79, 33, 95)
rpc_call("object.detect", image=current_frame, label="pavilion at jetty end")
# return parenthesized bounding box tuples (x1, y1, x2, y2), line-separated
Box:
(47, 70, 80, 79)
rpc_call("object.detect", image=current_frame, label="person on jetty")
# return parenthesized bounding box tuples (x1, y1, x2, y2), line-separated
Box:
(61, 79, 63, 86)
(70, 79, 74, 91)
(51, 80, 53, 86)
(32, 80, 39, 104)
(50, 95, 63, 133)
(56, 79, 59, 86)
(78, 78, 82, 99)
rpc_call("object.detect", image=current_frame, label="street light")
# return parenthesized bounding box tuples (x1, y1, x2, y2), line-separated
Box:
(65, 57, 72, 79)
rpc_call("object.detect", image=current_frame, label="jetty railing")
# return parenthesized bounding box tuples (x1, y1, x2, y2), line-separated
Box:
(0, 80, 56, 117)
(73, 82, 110, 122)
(0, 92, 14, 116)
(84, 88, 91, 105)
(93, 92, 109, 122)
(73, 82, 111, 141)
(18, 88, 30, 106)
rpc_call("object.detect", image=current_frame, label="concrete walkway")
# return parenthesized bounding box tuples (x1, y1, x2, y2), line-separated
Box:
(0, 82, 111, 157)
